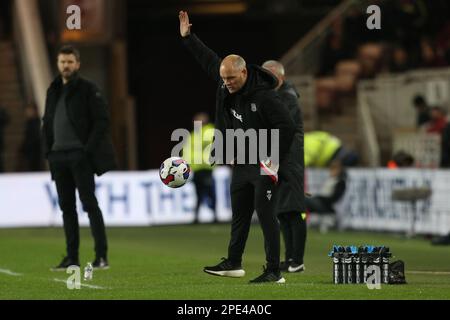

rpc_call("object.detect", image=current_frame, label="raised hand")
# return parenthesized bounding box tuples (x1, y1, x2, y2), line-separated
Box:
(179, 11, 192, 37)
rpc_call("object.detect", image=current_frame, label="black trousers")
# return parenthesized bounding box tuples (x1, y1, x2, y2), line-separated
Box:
(228, 165, 280, 271)
(48, 149, 107, 261)
(278, 212, 307, 264)
(192, 170, 216, 222)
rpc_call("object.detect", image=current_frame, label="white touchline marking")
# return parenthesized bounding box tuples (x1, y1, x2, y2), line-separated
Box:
(0, 268, 23, 277)
(408, 271, 450, 275)
(53, 278, 109, 290)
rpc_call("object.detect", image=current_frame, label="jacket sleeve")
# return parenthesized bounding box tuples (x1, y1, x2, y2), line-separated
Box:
(85, 84, 110, 153)
(41, 90, 52, 156)
(260, 93, 296, 163)
(182, 34, 222, 83)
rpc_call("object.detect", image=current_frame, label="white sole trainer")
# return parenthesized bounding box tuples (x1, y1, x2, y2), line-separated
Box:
(204, 269, 246, 278)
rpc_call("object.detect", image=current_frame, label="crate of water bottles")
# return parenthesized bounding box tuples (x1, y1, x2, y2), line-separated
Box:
(328, 245, 392, 284)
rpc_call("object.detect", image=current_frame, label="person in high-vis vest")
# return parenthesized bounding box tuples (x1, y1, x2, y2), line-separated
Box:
(183, 113, 217, 224)
(305, 131, 341, 167)
(305, 131, 346, 167)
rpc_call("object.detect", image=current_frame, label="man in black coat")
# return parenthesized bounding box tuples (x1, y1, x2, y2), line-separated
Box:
(180, 11, 295, 283)
(43, 45, 116, 270)
(262, 60, 307, 273)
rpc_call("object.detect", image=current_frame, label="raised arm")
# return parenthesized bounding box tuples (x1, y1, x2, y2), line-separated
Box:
(179, 11, 222, 83)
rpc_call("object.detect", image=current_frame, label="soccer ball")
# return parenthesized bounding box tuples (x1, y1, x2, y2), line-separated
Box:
(159, 157, 191, 188)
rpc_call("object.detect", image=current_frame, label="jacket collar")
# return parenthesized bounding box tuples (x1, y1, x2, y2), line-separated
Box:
(49, 73, 80, 92)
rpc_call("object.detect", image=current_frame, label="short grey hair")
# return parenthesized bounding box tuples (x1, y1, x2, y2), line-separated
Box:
(262, 60, 285, 77)
(233, 56, 247, 71)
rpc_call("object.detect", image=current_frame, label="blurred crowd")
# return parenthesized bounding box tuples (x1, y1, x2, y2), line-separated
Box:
(387, 95, 450, 169)
(413, 95, 450, 168)
(0, 103, 43, 173)
(316, 0, 450, 113)
(319, 0, 450, 78)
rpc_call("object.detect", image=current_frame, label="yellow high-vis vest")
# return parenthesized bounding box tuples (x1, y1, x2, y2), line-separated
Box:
(304, 131, 342, 167)
(183, 123, 215, 172)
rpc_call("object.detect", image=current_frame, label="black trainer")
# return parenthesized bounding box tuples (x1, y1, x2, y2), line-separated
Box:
(288, 262, 305, 273)
(279, 259, 293, 272)
(92, 257, 110, 270)
(204, 258, 245, 278)
(249, 266, 286, 284)
(50, 256, 80, 272)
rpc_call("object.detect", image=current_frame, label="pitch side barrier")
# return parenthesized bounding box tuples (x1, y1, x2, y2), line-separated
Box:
(308, 168, 450, 236)
(0, 168, 449, 235)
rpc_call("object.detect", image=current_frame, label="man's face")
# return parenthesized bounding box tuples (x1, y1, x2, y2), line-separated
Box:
(57, 54, 80, 80)
(220, 66, 247, 94)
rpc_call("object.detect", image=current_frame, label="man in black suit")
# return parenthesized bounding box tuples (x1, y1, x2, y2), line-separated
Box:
(262, 60, 307, 273)
(43, 45, 117, 270)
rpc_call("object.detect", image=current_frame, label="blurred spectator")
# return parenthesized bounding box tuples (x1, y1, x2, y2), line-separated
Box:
(319, 0, 450, 80)
(393, 0, 428, 52)
(315, 77, 337, 112)
(387, 151, 415, 169)
(342, 4, 366, 53)
(182, 112, 216, 224)
(436, 22, 450, 65)
(319, 22, 350, 76)
(357, 43, 384, 79)
(419, 37, 447, 69)
(412, 95, 431, 127)
(305, 131, 358, 168)
(305, 160, 347, 214)
(389, 45, 411, 73)
(425, 106, 447, 135)
(334, 60, 360, 93)
(0, 106, 10, 173)
(19, 102, 43, 172)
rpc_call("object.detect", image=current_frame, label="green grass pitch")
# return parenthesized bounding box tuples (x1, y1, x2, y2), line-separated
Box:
(1, 225, 450, 300)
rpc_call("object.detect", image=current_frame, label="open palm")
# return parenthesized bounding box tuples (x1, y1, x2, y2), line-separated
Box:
(179, 11, 192, 37)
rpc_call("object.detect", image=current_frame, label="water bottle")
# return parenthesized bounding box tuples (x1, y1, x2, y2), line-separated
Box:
(84, 262, 93, 281)
(361, 247, 368, 283)
(345, 247, 353, 284)
(355, 253, 361, 284)
(333, 252, 341, 284)
(380, 247, 391, 284)
(340, 248, 348, 284)
(331, 245, 342, 284)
